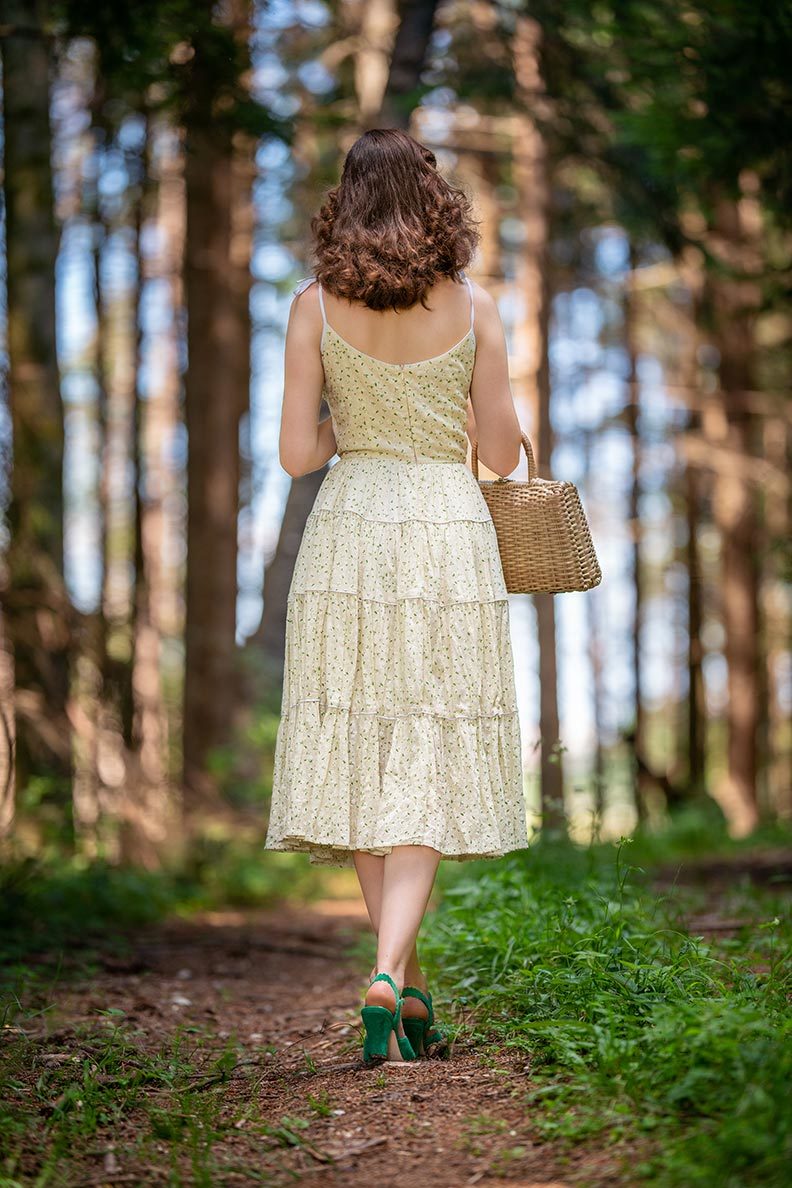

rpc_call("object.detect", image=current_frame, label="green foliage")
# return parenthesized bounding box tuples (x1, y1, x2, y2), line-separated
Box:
(177, 835, 325, 910)
(508, 0, 792, 242)
(0, 842, 326, 970)
(56, 0, 288, 140)
(0, 857, 179, 968)
(422, 834, 792, 1185)
(204, 701, 281, 810)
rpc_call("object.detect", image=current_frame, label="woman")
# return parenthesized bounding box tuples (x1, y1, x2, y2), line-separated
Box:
(265, 128, 528, 1065)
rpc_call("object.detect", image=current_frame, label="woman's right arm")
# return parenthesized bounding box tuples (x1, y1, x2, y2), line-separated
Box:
(467, 283, 522, 477)
(279, 282, 337, 478)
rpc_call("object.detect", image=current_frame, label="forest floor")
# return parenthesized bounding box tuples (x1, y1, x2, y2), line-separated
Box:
(4, 895, 628, 1187)
(3, 842, 791, 1187)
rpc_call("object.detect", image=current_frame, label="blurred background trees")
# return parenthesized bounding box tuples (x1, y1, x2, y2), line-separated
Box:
(1, 0, 790, 868)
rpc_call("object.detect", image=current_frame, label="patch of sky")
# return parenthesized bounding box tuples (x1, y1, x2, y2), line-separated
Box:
(258, 0, 330, 33)
(99, 227, 139, 300)
(591, 224, 630, 277)
(56, 223, 97, 363)
(117, 113, 147, 152)
(269, 92, 301, 119)
(556, 591, 597, 760)
(297, 59, 335, 95)
(256, 136, 292, 170)
(703, 651, 728, 716)
(254, 52, 289, 92)
(63, 406, 101, 611)
(641, 595, 681, 705)
(252, 242, 295, 284)
(421, 87, 457, 110)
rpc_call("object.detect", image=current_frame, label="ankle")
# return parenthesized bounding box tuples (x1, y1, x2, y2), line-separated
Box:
(404, 965, 428, 991)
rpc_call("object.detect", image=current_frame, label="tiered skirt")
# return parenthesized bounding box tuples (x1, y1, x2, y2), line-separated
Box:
(264, 455, 528, 867)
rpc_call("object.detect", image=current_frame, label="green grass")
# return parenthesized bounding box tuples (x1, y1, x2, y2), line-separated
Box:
(0, 1012, 279, 1185)
(420, 830, 792, 1187)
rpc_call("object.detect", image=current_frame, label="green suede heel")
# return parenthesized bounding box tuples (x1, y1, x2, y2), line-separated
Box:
(401, 1014, 426, 1057)
(360, 973, 416, 1065)
(402, 986, 450, 1059)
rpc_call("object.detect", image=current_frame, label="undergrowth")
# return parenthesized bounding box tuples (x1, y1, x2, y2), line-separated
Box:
(0, 840, 327, 970)
(421, 835, 792, 1187)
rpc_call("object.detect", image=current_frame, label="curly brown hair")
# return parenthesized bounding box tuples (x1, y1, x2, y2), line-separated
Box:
(310, 129, 480, 312)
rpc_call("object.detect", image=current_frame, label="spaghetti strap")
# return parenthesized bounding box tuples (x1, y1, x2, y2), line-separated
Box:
(317, 282, 328, 330)
(292, 275, 316, 299)
(292, 275, 327, 324)
(463, 274, 475, 331)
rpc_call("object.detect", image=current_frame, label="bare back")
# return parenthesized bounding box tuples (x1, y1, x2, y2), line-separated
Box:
(321, 276, 474, 367)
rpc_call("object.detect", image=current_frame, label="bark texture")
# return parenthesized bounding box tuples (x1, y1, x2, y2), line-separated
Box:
(1, 0, 72, 805)
(181, 2, 253, 793)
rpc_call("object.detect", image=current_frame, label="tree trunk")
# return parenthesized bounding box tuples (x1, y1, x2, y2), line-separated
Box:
(0, 0, 72, 808)
(355, 0, 397, 128)
(582, 431, 606, 831)
(705, 193, 762, 836)
(512, 16, 564, 833)
(669, 249, 708, 803)
(762, 413, 792, 820)
(378, 0, 440, 129)
(181, 2, 253, 795)
(623, 242, 650, 822)
(685, 448, 707, 796)
(253, 468, 327, 673)
(0, 617, 14, 845)
(117, 116, 180, 866)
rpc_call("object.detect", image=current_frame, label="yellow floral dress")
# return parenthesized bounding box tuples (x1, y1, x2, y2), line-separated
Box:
(264, 274, 527, 867)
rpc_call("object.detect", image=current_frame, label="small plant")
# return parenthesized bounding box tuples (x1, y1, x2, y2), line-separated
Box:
(262, 1114, 310, 1148)
(302, 1050, 317, 1074)
(307, 1090, 333, 1117)
(459, 1112, 509, 1156)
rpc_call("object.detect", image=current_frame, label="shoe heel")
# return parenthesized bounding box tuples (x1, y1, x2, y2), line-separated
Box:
(402, 1017, 426, 1057)
(360, 1005, 394, 1064)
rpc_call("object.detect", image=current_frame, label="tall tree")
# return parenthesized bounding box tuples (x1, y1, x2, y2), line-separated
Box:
(181, 0, 254, 793)
(704, 190, 763, 835)
(0, 0, 73, 807)
(512, 14, 564, 831)
(378, 0, 440, 129)
(623, 241, 649, 819)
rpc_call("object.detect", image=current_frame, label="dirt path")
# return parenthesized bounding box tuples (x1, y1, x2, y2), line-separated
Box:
(10, 897, 626, 1186)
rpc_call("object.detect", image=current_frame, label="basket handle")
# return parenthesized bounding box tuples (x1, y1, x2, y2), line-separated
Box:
(470, 430, 537, 482)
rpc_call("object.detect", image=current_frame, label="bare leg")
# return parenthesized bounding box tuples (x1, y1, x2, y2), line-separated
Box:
(353, 850, 431, 1000)
(355, 845, 441, 1059)
(353, 850, 385, 943)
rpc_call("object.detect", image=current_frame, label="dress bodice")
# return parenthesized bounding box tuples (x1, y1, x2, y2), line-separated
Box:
(291, 275, 476, 464)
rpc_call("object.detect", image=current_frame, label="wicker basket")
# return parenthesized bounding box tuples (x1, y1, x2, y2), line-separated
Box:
(471, 431, 602, 594)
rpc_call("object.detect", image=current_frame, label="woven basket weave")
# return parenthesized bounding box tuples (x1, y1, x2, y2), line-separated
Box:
(471, 431, 602, 594)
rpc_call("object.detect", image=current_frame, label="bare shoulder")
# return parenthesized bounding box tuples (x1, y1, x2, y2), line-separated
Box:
(467, 278, 497, 313)
(288, 278, 323, 336)
(467, 278, 502, 338)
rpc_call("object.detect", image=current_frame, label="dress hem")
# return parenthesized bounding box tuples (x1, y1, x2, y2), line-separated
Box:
(263, 833, 530, 869)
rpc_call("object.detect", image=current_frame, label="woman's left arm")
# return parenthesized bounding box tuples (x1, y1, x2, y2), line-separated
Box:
(279, 284, 337, 477)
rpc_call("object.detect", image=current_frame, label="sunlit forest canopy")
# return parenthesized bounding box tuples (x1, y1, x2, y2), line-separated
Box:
(0, 0, 790, 866)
